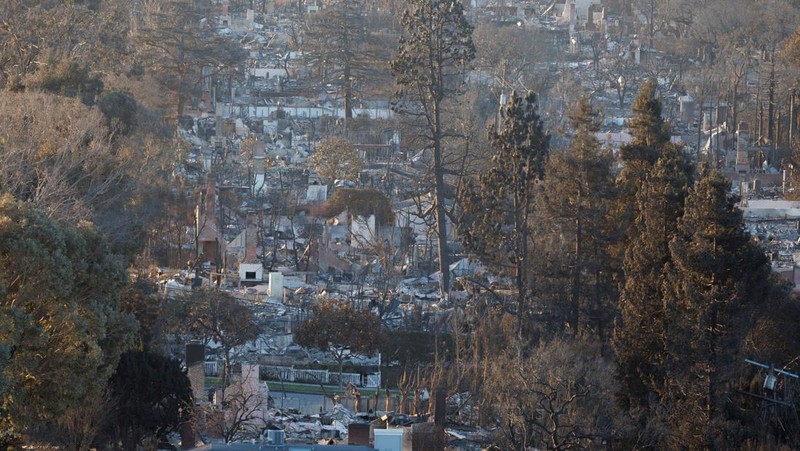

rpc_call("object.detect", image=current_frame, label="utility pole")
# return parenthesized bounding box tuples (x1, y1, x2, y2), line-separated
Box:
(740, 358, 800, 433)
(790, 90, 796, 149)
(649, 0, 655, 51)
(194, 191, 202, 289)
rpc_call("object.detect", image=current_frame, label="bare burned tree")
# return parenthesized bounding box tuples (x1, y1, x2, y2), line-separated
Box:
(390, 0, 475, 297)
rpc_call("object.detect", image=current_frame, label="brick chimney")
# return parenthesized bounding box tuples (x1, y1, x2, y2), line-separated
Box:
(185, 342, 205, 402)
(433, 389, 446, 427)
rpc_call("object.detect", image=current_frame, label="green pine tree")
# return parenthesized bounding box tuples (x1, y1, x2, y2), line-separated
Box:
(624, 79, 671, 154)
(458, 91, 549, 335)
(538, 97, 617, 339)
(611, 79, 674, 265)
(659, 166, 772, 449)
(612, 144, 693, 444)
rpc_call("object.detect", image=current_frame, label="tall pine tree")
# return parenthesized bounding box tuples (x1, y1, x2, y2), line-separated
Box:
(538, 97, 617, 339)
(612, 144, 693, 443)
(458, 91, 549, 335)
(659, 167, 772, 449)
(611, 80, 695, 447)
(390, 0, 475, 296)
(611, 79, 673, 265)
(302, 0, 374, 121)
(623, 79, 671, 153)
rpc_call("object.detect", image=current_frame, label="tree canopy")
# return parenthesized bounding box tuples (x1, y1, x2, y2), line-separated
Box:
(178, 289, 262, 388)
(484, 338, 617, 450)
(105, 350, 194, 450)
(0, 194, 136, 444)
(307, 136, 363, 182)
(322, 188, 394, 226)
(133, 0, 246, 118)
(302, 0, 376, 120)
(537, 97, 617, 338)
(0, 0, 129, 91)
(294, 298, 384, 386)
(612, 145, 693, 433)
(658, 167, 772, 448)
(390, 0, 475, 295)
(458, 91, 549, 333)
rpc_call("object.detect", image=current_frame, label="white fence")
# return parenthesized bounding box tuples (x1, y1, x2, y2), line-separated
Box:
(262, 365, 364, 387)
(203, 362, 373, 387)
(204, 361, 219, 377)
(365, 373, 381, 388)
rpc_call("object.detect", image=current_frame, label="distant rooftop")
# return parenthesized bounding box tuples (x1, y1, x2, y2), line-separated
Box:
(743, 200, 800, 219)
(194, 444, 374, 451)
